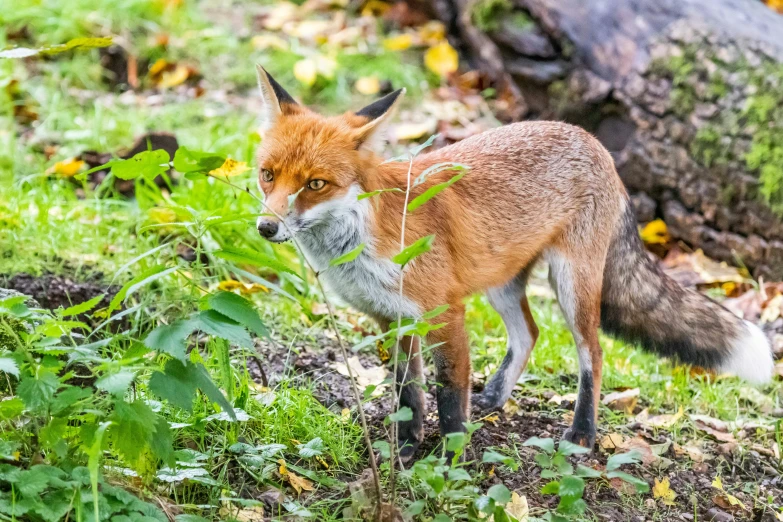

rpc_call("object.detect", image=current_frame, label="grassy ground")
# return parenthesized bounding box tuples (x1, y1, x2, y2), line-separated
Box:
(1, 1, 783, 521)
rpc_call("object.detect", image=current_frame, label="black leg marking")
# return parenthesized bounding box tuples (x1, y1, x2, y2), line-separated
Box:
(563, 370, 596, 448)
(474, 357, 511, 410)
(397, 366, 424, 461)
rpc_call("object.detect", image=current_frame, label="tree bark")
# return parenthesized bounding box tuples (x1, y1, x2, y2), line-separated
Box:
(429, 0, 783, 278)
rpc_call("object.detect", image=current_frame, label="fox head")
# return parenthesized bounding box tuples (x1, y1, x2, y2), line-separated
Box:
(254, 65, 404, 243)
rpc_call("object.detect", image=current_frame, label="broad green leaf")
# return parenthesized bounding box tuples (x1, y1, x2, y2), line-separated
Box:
(408, 172, 464, 212)
(606, 449, 644, 471)
(557, 497, 587, 516)
(421, 304, 449, 320)
(208, 292, 268, 338)
(329, 243, 365, 267)
(540, 480, 560, 495)
(372, 440, 390, 459)
(534, 452, 552, 467)
(149, 360, 236, 421)
(0, 357, 19, 378)
(214, 247, 301, 278)
(144, 319, 196, 362)
(392, 234, 435, 266)
(193, 310, 253, 347)
(95, 369, 137, 397)
(445, 432, 466, 452)
(558, 440, 591, 456)
(388, 406, 413, 423)
(297, 438, 325, 458)
(0, 37, 112, 59)
(575, 464, 602, 478)
(482, 450, 518, 470)
(606, 470, 649, 493)
(404, 500, 426, 517)
(59, 294, 105, 317)
(173, 147, 225, 174)
(487, 484, 512, 504)
(558, 475, 585, 501)
(111, 150, 171, 180)
(357, 187, 403, 200)
(0, 397, 24, 420)
(17, 369, 60, 412)
(523, 436, 555, 454)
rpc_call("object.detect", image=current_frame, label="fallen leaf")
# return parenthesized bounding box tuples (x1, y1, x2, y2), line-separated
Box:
(383, 33, 413, 51)
(209, 158, 251, 178)
(662, 249, 747, 287)
(693, 417, 736, 443)
(278, 459, 314, 495)
(158, 64, 190, 88)
(361, 0, 391, 17)
(218, 280, 269, 295)
(262, 2, 301, 31)
(653, 477, 677, 505)
(639, 219, 670, 245)
(599, 433, 626, 451)
(251, 34, 289, 51)
(424, 41, 458, 78)
(417, 21, 447, 46)
(47, 158, 85, 177)
(355, 76, 381, 95)
(502, 397, 520, 416)
(673, 442, 707, 463)
(218, 503, 264, 521)
(505, 491, 529, 520)
(602, 388, 639, 413)
(636, 406, 684, 429)
(761, 294, 783, 323)
(483, 413, 500, 425)
(548, 393, 578, 405)
(334, 356, 387, 390)
(390, 119, 438, 141)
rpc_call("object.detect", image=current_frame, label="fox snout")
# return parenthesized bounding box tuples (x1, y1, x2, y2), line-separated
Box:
(256, 217, 279, 239)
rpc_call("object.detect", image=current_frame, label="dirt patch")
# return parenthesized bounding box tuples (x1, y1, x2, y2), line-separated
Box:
(253, 339, 783, 521)
(1, 272, 119, 317)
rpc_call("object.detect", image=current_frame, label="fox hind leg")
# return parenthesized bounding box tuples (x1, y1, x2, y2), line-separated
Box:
(475, 270, 538, 411)
(547, 249, 604, 449)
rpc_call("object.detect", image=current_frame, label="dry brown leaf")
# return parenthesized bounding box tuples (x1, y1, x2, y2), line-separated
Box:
(218, 504, 264, 521)
(662, 249, 747, 287)
(599, 432, 626, 451)
(334, 356, 387, 390)
(692, 416, 736, 443)
(288, 471, 314, 494)
(502, 397, 521, 416)
(506, 491, 529, 521)
(548, 393, 578, 405)
(602, 388, 639, 413)
(636, 406, 684, 429)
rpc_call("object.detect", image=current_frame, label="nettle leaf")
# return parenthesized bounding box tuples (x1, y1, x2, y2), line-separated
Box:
(16, 467, 50, 497)
(17, 369, 60, 412)
(95, 369, 137, 397)
(149, 360, 235, 420)
(214, 247, 301, 278)
(297, 438, 325, 458)
(392, 235, 435, 266)
(193, 310, 253, 347)
(407, 172, 465, 212)
(0, 37, 112, 59)
(111, 150, 170, 180)
(109, 400, 159, 465)
(208, 291, 268, 338)
(357, 187, 403, 200)
(482, 450, 518, 470)
(329, 243, 365, 267)
(59, 294, 105, 317)
(372, 440, 390, 459)
(172, 147, 225, 174)
(0, 357, 19, 378)
(606, 449, 643, 472)
(487, 483, 512, 504)
(540, 480, 560, 495)
(523, 437, 556, 454)
(388, 406, 413, 423)
(575, 464, 602, 478)
(558, 475, 585, 501)
(144, 319, 196, 362)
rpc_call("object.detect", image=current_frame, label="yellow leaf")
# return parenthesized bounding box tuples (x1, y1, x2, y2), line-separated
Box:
(383, 33, 413, 51)
(47, 158, 85, 177)
(251, 34, 289, 51)
(483, 413, 500, 425)
(294, 58, 318, 87)
(316, 455, 329, 469)
(148, 207, 177, 224)
(355, 76, 381, 95)
(418, 21, 446, 46)
(424, 41, 459, 78)
(725, 493, 746, 510)
(278, 458, 288, 476)
(653, 478, 677, 505)
(712, 476, 723, 490)
(361, 0, 391, 17)
(209, 158, 251, 178)
(158, 64, 190, 88)
(376, 340, 390, 363)
(217, 280, 269, 294)
(639, 219, 670, 245)
(148, 58, 169, 76)
(341, 408, 351, 420)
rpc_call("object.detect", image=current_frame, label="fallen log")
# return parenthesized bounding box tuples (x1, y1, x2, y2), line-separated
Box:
(429, 0, 783, 278)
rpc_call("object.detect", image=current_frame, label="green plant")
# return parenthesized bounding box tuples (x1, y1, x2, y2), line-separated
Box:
(522, 437, 649, 521)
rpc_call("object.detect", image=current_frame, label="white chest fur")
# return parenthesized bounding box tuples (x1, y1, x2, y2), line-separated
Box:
(295, 186, 420, 321)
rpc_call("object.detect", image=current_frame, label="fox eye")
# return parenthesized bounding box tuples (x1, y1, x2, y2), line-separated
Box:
(261, 169, 274, 182)
(308, 179, 326, 191)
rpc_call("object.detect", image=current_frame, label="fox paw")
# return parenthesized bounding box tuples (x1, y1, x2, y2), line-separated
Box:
(473, 391, 504, 411)
(398, 440, 421, 463)
(562, 427, 596, 450)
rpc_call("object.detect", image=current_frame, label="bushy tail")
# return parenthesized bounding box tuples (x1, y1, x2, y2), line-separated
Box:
(600, 204, 773, 384)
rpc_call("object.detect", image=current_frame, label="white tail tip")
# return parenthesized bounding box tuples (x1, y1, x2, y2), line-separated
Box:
(720, 321, 774, 385)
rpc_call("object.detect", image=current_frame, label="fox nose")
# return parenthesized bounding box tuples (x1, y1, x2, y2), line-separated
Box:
(257, 219, 279, 239)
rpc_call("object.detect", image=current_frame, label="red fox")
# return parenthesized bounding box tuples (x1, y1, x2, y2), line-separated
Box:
(253, 65, 773, 458)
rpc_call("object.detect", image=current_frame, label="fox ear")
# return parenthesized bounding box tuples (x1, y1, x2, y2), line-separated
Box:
(352, 88, 405, 151)
(256, 65, 298, 131)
